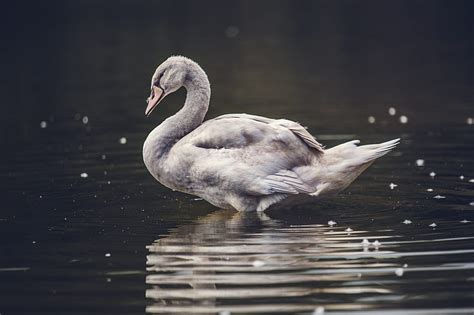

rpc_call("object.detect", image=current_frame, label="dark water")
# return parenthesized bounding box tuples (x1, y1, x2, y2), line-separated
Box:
(1, 1, 474, 314)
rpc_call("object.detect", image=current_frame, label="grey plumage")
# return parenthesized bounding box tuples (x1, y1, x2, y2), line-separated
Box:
(143, 56, 399, 212)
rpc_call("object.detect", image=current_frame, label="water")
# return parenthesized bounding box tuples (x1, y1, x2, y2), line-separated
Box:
(1, 1, 474, 314)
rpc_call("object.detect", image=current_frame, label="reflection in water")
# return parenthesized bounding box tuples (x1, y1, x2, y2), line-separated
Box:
(146, 210, 474, 314)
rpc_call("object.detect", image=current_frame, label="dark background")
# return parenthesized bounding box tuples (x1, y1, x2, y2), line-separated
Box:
(0, 1, 473, 314)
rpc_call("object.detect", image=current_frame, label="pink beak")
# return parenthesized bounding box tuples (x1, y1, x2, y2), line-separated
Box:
(145, 86, 165, 116)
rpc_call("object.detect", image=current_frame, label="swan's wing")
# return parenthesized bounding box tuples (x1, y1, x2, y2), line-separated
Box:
(188, 113, 324, 153)
(260, 170, 314, 194)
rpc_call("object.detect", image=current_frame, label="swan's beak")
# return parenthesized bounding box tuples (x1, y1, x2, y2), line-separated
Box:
(145, 86, 165, 116)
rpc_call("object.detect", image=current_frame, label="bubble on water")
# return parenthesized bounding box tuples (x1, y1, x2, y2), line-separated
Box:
(399, 115, 408, 124)
(345, 227, 353, 233)
(460, 219, 471, 223)
(467, 117, 473, 125)
(469, 179, 474, 183)
(80, 172, 88, 178)
(426, 188, 433, 192)
(433, 195, 446, 199)
(40, 121, 48, 128)
(415, 159, 425, 166)
(429, 223, 437, 228)
(105, 253, 111, 257)
(225, 25, 239, 38)
(469, 201, 474, 206)
(82, 116, 89, 124)
(459, 175, 464, 180)
(388, 107, 397, 116)
(313, 306, 325, 315)
(327, 220, 337, 226)
(429, 172, 436, 178)
(373, 240, 381, 247)
(107, 181, 111, 185)
(403, 219, 412, 224)
(252, 260, 265, 268)
(361, 238, 370, 246)
(389, 183, 398, 190)
(368, 116, 376, 124)
(395, 268, 404, 277)
(119, 137, 127, 144)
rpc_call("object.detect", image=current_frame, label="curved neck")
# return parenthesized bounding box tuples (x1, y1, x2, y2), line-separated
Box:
(144, 65, 210, 163)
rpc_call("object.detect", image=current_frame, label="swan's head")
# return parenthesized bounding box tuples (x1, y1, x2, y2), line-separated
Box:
(145, 56, 199, 116)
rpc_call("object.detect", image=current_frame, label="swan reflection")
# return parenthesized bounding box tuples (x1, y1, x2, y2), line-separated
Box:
(145, 209, 401, 314)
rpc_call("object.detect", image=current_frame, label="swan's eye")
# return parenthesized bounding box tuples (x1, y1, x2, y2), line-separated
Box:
(154, 72, 165, 87)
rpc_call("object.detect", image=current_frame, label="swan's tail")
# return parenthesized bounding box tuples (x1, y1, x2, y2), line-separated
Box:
(314, 138, 400, 195)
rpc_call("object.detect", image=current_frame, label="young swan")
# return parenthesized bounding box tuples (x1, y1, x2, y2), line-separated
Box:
(143, 56, 399, 212)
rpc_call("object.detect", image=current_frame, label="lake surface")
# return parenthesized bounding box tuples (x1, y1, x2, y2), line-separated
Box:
(1, 1, 473, 314)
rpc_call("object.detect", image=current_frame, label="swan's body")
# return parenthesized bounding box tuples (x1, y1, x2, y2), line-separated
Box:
(143, 56, 399, 212)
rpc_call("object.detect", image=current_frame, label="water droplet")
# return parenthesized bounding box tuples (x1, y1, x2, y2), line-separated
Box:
(40, 121, 47, 128)
(313, 306, 325, 315)
(395, 268, 404, 277)
(119, 137, 127, 144)
(399, 115, 408, 124)
(388, 107, 396, 116)
(429, 223, 437, 228)
(426, 188, 433, 192)
(433, 195, 446, 199)
(82, 116, 89, 124)
(225, 25, 239, 38)
(105, 253, 111, 257)
(415, 159, 425, 166)
(429, 172, 436, 178)
(403, 219, 412, 224)
(467, 117, 473, 125)
(327, 220, 337, 226)
(80, 172, 88, 178)
(368, 116, 376, 124)
(389, 183, 398, 190)
(252, 260, 265, 268)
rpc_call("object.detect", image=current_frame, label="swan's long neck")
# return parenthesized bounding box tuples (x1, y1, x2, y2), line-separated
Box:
(143, 64, 210, 166)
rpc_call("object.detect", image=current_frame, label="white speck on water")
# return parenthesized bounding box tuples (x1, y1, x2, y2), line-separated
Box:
(107, 181, 111, 185)
(388, 107, 397, 116)
(368, 116, 376, 124)
(415, 159, 425, 167)
(106, 278, 111, 282)
(361, 238, 370, 246)
(82, 116, 89, 124)
(426, 188, 433, 192)
(395, 268, 404, 277)
(80, 172, 88, 178)
(119, 137, 127, 144)
(403, 263, 408, 268)
(469, 201, 474, 206)
(101, 155, 106, 160)
(467, 117, 473, 125)
(313, 306, 325, 315)
(399, 115, 408, 124)
(389, 183, 398, 190)
(225, 25, 239, 38)
(32, 241, 36, 244)
(469, 179, 474, 183)
(459, 175, 464, 180)
(40, 121, 47, 128)
(429, 172, 436, 178)
(429, 223, 437, 228)
(345, 227, 353, 233)
(104, 170, 108, 175)
(252, 260, 265, 268)
(328, 220, 337, 226)
(193, 198, 203, 201)
(460, 219, 471, 223)
(373, 240, 381, 247)
(403, 219, 412, 224)
(105, 253, 111, 257)
(433, 195, 446, 199)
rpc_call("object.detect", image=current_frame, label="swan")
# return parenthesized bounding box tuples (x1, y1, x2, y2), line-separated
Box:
(143, 56, 399, 212)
